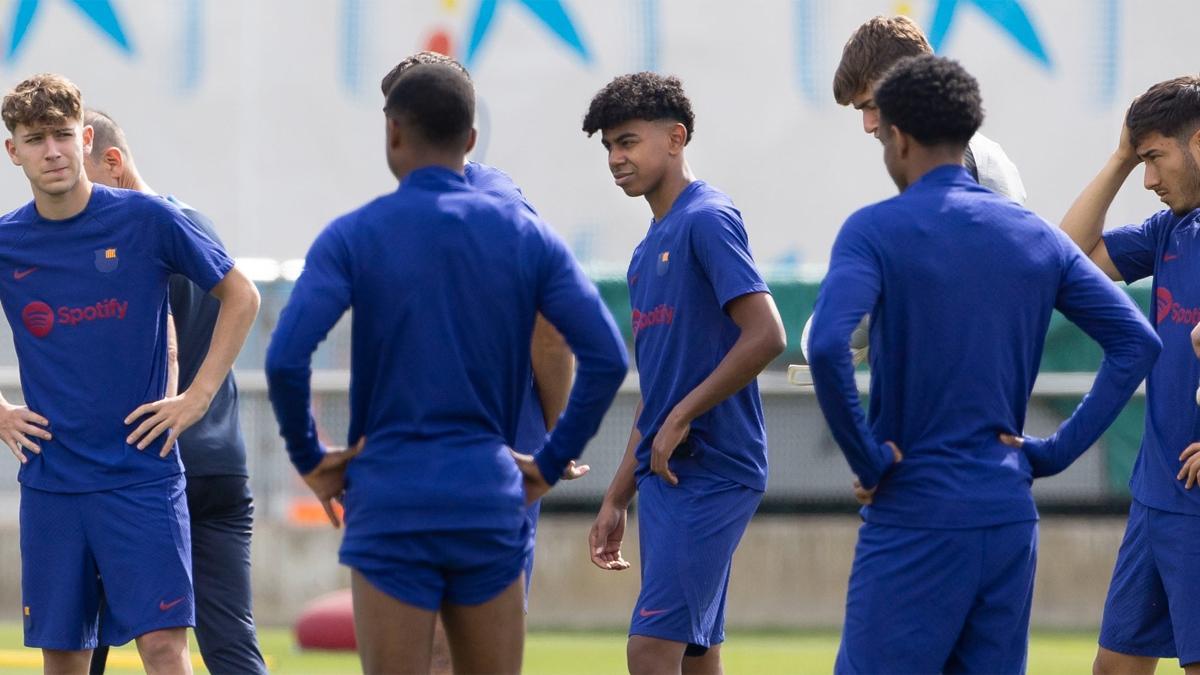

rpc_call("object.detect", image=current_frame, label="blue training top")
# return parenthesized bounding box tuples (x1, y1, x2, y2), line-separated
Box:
(165, 197, 248, 478)
(628, 180, 772, 491)
(0, 184, 233, 493)
(809, 165, 1159, 529)
(1105, 208, 1200, 516)
(463, 162, 550, 454)
(266, 166, 628, 533)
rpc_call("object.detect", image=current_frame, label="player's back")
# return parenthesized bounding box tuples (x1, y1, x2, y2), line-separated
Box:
(854, 165, 1069, 526)
(326, 167, 556, 528)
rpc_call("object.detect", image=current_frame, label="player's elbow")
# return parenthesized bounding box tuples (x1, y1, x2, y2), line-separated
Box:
(1132, 330, 1162, 374)
(806, 330, 846, 372)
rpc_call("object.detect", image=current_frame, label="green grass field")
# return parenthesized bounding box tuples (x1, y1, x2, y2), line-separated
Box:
(0, 625, 1184, 674)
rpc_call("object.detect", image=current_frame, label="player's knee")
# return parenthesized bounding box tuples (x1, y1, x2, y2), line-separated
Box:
(136, 628, 189, 669)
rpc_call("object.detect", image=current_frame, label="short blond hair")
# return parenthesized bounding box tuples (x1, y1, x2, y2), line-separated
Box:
(2, 73, 83, 132)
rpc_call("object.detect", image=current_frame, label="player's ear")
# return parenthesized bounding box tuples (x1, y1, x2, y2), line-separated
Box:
(81, 124, 93, 156)
(890, 125, 910, 158)
(103, 147, 124, 178)
(668, 122, 687, 154)
(5, 138, 17, 166)
(464, 127, 477, 156)
(1188, 125, 1200, 160)
(386, 117, 403, 151)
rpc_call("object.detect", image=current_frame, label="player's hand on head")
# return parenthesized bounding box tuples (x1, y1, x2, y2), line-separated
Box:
(511, 449, 551, 506)
(124, 389, 214, 457)
(589, 502, 630, 571)
(1190, 323, 1200, 360)
(561, 460, 590, 481)
(1177, 442, 1200, 489)
(0, 401, 50, 464)
(651, 416, 690, 486)
(303, 437, 364, 528)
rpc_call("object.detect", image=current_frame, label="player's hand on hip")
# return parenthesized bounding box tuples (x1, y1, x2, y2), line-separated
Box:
(511, 449, 552, 506)
(589, 502, 630, 571)
(0, 401, 50, 464)
(852, 479, 876, 505)
(1177, 442, 1200, 489)
(651, 415, 690, 486)
(1191, 323, 1200, 360)
(125, 388, 213, 457)
(303, 437, 364, 528)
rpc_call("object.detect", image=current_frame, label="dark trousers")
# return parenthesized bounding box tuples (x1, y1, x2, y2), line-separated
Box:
(90, 475, 266, 675)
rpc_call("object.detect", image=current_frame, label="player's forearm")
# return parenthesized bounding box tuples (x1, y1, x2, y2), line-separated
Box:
(166, 314, 179, 398)
(666, 308, 785, 427)
(186, 269, 260, 402)
(1060, 155, 1139, 255)
(602, 400, 643, 509)
(531, 314, 574, 430)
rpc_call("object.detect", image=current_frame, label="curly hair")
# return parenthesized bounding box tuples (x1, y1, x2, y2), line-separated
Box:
(833, 15, 932, 106)
(2, 73, 82, 132)
(874, 55, 982, 147)
(380, 51, 471, 98)
(1126, 76, 1200, 147)
(581, 72, 695, 144)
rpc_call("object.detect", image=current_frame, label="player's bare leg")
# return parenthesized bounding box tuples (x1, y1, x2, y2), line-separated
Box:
(43, 649, 92, 675)
(134, 628, 191, 675)
(429, 615, 452, 675)
(682, 644, 722, 675)
(628, 635, 687, 675)
(350, 569, 437, 674)
(1093, 647, 1156, 675)
(439, 575, 525, 675)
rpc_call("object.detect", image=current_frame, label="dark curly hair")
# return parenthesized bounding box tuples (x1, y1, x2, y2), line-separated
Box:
(380, 51, 471, 99)
(874, 55, 982, 147)
(1126, 76, 1200, 147)
(581, 72, 695, 144)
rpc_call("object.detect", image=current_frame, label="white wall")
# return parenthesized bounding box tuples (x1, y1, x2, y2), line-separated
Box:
(0, 0, 1188, 268)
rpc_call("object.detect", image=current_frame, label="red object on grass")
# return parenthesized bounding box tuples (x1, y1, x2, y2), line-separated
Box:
(295, 588, 357, 651)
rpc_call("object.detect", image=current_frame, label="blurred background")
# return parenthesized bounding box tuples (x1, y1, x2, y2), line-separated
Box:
(0, 0, 1192, 668)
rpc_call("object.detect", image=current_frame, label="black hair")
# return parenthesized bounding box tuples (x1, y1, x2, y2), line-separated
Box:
(383, 63, 475, 149)
(380, 51, 471, 99)
(1127, 76, 1200, 147)
(581, 72, 695, 144)
(874, 55, 982, 147)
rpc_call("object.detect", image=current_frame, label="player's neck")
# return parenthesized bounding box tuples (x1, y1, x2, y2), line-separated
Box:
(32, 174, 93, 221)
(646, 161, 696, 222)
(902, 149, 966, 190)
(121, 168, 155, 195)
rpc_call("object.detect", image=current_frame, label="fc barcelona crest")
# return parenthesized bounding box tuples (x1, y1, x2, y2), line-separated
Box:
(94, 247, 118, 273)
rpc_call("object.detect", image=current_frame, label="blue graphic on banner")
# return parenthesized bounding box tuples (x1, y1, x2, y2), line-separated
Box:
(1096, 0, 1118, 105)
(177, 0, 202, 91)
(792, 0, 825, 104)
(340, 0, 363, 93)
(464, 0, 590, 67)
(7, 0, 133, 59)
(928, 0, 1050, 68)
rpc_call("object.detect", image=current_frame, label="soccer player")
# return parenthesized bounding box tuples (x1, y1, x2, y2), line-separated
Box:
(834, 14, 1025, 202)
(581, 73, 787, 674)
(804, 14, 1028, 370)
(81, 110, 267, 675)
(377, 49, 578, 674)
(265, 64, 627, 674)
(808, 56, 1159, 673)
(1059, 76, 1200, 674)
(0, 74, 261, 674)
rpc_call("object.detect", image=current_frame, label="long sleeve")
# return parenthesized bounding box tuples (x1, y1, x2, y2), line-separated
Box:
(1022, 236, 1161, 477)
(265, 222, 354, 474)
(808, 211, 897, 489)
(531, 227, 629, 485)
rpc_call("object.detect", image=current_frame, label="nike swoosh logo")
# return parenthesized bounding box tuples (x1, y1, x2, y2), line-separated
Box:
(1164, 253, 1180, 262)
(638, 608, 670, 617)
(159, 597, 185, 611)
(13, 267, 37, 280)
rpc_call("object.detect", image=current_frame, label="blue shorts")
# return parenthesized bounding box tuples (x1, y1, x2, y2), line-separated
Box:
(1099, 500, 1200, 666)
(20, 474, 194, 650)
(629, 467, 762, 649)
(835, 519, 1037, 674)
(341, 521, 532, 612)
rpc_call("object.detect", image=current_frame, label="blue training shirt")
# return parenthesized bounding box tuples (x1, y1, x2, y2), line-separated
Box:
(0, 184, 234, 493)
(265, 166, 627, 533)
(628, 180, 771, 491)
(1104, 208, 1200, 516)
(809, 165, 1159, 529)
(464, 162, 549, 454)
(165, 197, 248, 477)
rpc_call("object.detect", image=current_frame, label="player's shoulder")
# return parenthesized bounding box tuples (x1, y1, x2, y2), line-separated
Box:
(0, 199, 37, 228)
(465, 161, 518, 194)
(679, 181, 743, 229)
